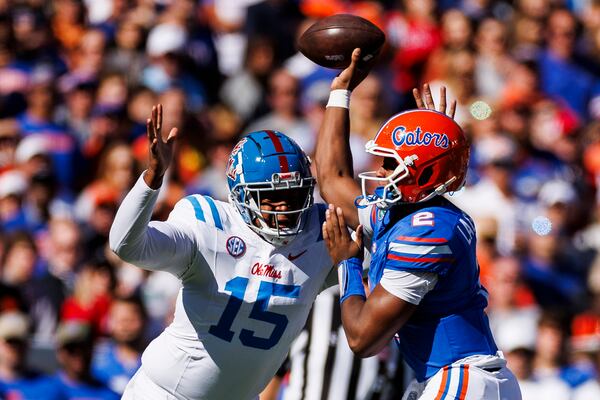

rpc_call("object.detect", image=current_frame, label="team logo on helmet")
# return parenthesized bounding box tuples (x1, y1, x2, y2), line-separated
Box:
(230, 137, 247, 156)
(226, 157, 239, 180)
(226, 236, 246, 258)
(391, 126, 449, 149)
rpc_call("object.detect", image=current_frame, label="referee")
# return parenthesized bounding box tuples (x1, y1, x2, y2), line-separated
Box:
(263, 286, 410, 400)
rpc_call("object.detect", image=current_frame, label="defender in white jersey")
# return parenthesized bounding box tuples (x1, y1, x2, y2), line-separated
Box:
(110, 105, 334, 399)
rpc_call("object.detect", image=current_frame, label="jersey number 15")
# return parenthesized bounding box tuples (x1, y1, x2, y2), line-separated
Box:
(208, 277, 300, 350)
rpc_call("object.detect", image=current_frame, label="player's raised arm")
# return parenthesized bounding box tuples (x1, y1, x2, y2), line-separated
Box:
(109, 105, 196, 276)
(314, 48, 373, 229)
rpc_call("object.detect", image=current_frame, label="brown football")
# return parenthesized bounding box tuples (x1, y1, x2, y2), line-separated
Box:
(297, 14, 385, 69)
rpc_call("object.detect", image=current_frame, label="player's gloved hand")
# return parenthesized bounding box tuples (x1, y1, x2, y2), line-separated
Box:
(143, 103, 179, 189)
(412, 83, 457, 119)
(331, 48, 375, 92)
(322, 204, 363, 265)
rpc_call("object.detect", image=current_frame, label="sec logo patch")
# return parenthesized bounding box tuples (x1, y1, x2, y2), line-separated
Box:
(226, 236, 246, 258)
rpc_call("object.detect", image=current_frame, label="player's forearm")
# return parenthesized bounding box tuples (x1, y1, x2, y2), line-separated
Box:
(315, 105, 354, 187)
(340, 296, 387, 357)
(143, 167, 165, 190)
(110, 173, 196, 275)
(315, 102, 361, 227)
(340, 284, 418, 358)
(109, 172, 163, 264)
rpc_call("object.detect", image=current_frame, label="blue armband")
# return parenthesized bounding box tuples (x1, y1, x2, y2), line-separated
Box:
(338, 257, 366, 304)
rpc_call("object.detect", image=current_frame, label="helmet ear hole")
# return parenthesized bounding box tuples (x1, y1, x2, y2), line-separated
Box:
(418, 165, 434, 186)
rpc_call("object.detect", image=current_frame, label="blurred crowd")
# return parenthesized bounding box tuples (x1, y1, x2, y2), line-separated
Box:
(0, 0, 599, 399)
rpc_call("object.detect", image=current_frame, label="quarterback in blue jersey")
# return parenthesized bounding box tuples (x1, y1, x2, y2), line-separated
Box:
(315, 49, 522, 400)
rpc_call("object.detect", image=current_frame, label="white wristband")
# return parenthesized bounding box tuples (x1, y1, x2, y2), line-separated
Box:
(326, 89, 351, 109)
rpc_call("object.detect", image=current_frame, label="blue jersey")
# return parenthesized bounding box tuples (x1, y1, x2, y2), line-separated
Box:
(52, 373, 120, 400)
(361, 197, 497, 382)
(91, 341, 141, 394)
(0, 372, 63, 400)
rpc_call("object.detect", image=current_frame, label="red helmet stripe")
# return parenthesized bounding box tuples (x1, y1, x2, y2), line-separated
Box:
(266, 130, 289, 173)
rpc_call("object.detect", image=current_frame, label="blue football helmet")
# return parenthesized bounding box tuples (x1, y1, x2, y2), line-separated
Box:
(226, 130, 315, 245)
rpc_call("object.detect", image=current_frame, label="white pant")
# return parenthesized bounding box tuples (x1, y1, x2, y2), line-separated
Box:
(402, 353, 522, 400)
(121, 368, 260, 400)
(122, 368, 172, 400)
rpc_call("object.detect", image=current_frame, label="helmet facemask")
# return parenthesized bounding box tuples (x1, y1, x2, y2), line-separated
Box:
(230, 172, 315, 246)
(357, 140, 416, 209)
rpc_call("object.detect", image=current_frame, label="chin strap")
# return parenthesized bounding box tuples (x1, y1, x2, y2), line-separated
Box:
(419, 176, 457, 202)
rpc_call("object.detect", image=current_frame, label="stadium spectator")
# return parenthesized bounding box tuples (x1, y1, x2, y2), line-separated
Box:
(220, 35, 276, 123)
(27, 217, 81, 343)
(1, 230, 38, 294)
(521, 232, 587, 310)
(571, 314, 600, 399)
(348, 74, 385, 173)
(473, 17, 511, 102)
(0, 119, 20, 173)
(451, 134, 524, 255)
(142, 23, 206, 111)
(423, 8, 472, 84)
(17, 69, 79, 190)
(51, 0, 86, 52)
(0, 312, 62, 399)
(244, 0, 304, 65)
(91, 295, 146, 395)
(60, 259, 115, 335)
(75, 141, 135, 232)
(0, 170, 29, 232)
(246, 68, 314, 154)
(504, 339, 572, 400)
(538, 8, 600, 120)
(385, 0, 441, 107)
(487, 256, 539, 348)
(104, 14, 146, 85)
(532, 312, 589, 388)
(53, 320, 119, 399)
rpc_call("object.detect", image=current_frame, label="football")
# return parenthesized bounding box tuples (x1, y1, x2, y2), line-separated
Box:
(297, 14, 385, 69)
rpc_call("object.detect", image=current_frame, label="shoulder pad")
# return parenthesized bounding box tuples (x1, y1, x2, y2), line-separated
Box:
(396, 205, 463, 243)
(384, 206, 461, 275)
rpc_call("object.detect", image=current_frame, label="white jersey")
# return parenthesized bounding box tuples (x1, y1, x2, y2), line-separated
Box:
(110, 174, 334, 400)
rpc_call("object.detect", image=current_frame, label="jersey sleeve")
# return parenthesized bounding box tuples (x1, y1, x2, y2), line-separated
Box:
(384, 210, 458, 276)
(109, 173, 200, 277)
(379, 270, 438, 305)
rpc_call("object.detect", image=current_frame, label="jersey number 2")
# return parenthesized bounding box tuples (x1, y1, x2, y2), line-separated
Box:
(208, 277, 300, 350)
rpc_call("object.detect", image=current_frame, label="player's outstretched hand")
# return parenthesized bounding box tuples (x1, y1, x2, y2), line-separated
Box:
(331, 48, 374, 92)
(322, 204, 363, 265)
(143, 104, 178, 189)
(413, 84, 457, 119)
